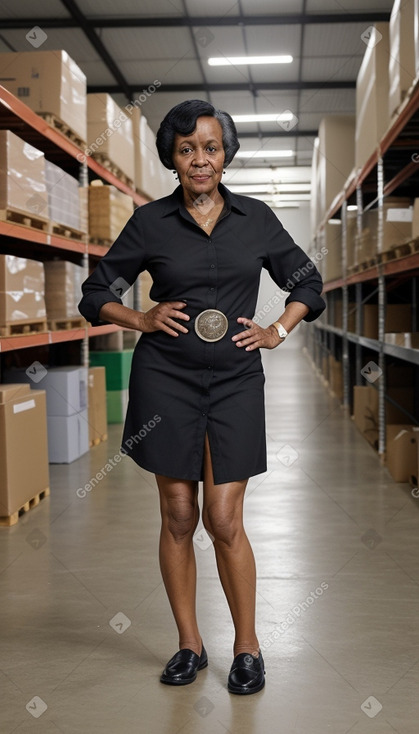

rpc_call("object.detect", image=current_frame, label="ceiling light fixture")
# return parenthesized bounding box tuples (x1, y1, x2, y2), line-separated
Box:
(232, 113, 293, 123)
(208, 55, 293, 66)
(235, 150, 294, 159)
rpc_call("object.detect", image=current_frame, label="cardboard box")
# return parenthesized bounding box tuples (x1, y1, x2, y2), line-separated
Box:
(44, 261, 85, 319)
(0, 255, 46, 324)
(45, 160, 81, 230)
(88, 183, 133, 242)
(87, 93, 134, 183)
(333, 300, 357, 332)
(353, 384, 415, 448)
(0, 50, 87, 142)
(88, 367, 107, 444)
(47, 408, 89, 463)
(133, 110, 162, 200)
(0, 383, 49, 517)
(346, 210, 358, 269)
(106, 389, 129, 423)
(89, 350, 133, 390)
(386, 424, 419, 482)
(363, 304, 412, 339)
(385, 332, 419, 349)
(322, 222, 342, 282)
(0, 130, 48, 216)
(4, 365, 88, 416)
(355, 23, 390, 170)
(328, 355, 343, 399)
(389, 0, 417, 118)
(317, 116, 355, 218)
(353, 385, 379, 447)
(140, 270, 158, 313)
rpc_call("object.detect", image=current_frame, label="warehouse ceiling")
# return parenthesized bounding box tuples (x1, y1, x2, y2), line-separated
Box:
(0, 0, 394, 205)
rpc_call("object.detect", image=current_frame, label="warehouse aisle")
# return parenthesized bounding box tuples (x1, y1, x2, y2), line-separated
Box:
(1, 333, 419, 734)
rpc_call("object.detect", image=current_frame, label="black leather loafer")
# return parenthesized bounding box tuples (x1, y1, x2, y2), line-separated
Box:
(227, 649, 265, 694)
(160, 644, 208, 685)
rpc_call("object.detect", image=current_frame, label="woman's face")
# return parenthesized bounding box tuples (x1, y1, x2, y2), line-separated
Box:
(172, 116, 226, 200)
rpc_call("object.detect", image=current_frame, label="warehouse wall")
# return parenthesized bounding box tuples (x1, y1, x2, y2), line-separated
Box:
(255, 203, 311, 327)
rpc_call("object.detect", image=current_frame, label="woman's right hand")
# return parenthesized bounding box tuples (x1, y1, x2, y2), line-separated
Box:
(138, 301, 190, 337)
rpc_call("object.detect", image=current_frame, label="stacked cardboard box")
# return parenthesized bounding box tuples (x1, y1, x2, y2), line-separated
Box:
(0, 130, 48, 218)
(88, 182, 134, 242)
(133, 109, 163, 200)
(363, 303, 411, 339)
(354, 198, 412, 265)
(140, 270, 158, 313)
(88, 367, 107, 445)
(322, 222, 343, 282)
(45, 160, 81, 231)
(87, 93, 134, 184)
(328, 355, 343, 399)
(317, 116, 355, 217)
(0, 50, 87, 143)
(386, 424, 419, 482)
(4, 366, 89, 463)
(389, 0, 417, 118)
(89, 350, 133, 423)
(43, 260, 85, 320)
(353, 383, 414, 449)
(0, 255, 46, 326)
(355, 23, 390, 170)
(0, 383, 49, 520)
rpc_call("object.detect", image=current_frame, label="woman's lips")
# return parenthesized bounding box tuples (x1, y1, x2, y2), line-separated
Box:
(191, 175, 211, 181)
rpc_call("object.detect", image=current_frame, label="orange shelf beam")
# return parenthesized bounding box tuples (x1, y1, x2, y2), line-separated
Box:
(0, 324, 130, 353)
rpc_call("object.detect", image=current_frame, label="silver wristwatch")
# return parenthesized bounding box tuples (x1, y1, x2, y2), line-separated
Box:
(273, 321, 288, 340)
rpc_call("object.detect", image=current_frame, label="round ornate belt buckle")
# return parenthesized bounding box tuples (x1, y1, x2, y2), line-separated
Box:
(194, 309, 228, 342)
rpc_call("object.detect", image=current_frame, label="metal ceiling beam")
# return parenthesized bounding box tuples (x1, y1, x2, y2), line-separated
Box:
(0, 12, 391, 29)
(88, 81, 355, 94)
(59, 0, 132, 101)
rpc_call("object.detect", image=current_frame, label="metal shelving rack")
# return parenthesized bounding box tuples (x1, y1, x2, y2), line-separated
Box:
(308, 80, 419, 456)
(0, 85, 149, 357)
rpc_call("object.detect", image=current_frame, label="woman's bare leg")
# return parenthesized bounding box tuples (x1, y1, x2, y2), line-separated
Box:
(201, 435, 259, 658)
(155, 474, 202, 655)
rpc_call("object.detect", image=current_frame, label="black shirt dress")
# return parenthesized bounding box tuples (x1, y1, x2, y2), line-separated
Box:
(79, 183, 325, 484)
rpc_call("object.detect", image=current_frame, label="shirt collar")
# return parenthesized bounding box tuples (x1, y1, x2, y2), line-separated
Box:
(161, 182, 247, 217)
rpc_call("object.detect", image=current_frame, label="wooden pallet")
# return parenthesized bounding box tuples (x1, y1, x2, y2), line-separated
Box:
(91, 154, 134, 188)
(0, 488, 50, 527)
(378, 248, 398, 264)
(0, 207, 49, 232)
(49, 221, 86, 242)
(38, 112, 86, 150)
(48, 317, 87, 331)
(0, 319, 48, 337)
(89, 236, 113, 248)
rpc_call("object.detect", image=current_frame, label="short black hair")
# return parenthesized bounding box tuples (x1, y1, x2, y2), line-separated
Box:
(156, 99, 240, 170)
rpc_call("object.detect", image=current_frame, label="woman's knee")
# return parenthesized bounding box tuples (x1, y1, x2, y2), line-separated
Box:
(202, 504, 243, 546)
(158, 482, 199, 541)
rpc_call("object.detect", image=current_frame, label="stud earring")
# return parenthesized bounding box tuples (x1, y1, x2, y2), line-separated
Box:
(172, 170, 179, 180)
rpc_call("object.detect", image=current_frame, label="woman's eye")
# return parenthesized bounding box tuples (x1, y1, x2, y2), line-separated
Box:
(207, 146, 216, 153)
(181, 147, 192, 154)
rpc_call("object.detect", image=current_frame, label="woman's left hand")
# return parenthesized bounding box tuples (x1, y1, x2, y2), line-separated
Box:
(232, 317, 282, 351)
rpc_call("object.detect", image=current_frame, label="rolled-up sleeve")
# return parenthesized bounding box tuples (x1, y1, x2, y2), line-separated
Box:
(78, 207, 147, 326)
(262, 205, 325, 322)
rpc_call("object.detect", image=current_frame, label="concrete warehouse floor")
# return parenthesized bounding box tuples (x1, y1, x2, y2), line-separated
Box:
(1, 332, 418, 734)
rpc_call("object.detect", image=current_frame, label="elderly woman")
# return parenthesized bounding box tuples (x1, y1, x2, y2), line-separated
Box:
(79, 99, 325, 695)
